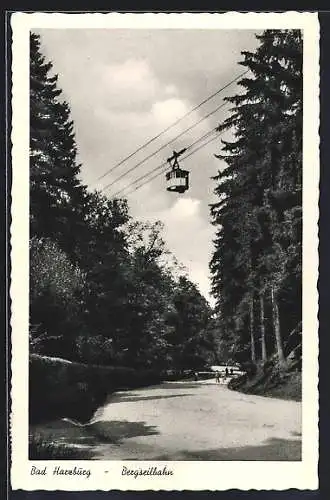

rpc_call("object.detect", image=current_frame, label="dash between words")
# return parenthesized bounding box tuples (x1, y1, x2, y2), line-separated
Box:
(30, 465, 174, 480)
(30, 465, 173, 480)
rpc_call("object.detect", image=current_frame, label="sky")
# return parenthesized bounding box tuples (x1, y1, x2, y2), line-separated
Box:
(37, 28, 261, 304)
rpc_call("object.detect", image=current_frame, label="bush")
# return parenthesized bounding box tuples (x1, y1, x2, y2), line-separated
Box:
(29, 354, 161, 424)
(29, 433, 89, 460)
(239, 360, 257, 378)
(29, 237, 86, 357)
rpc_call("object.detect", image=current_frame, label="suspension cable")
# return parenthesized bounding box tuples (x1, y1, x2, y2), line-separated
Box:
(91, 70, 248, 186)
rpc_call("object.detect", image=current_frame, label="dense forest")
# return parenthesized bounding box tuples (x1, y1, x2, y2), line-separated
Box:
(28, 29, 304, 458)
(29, 32, 216, 373)
(30, 29, 303, 394)
(210, 30, 302, 375)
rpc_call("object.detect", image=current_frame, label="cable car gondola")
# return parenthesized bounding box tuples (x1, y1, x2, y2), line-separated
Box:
(165, 149, 189, 193)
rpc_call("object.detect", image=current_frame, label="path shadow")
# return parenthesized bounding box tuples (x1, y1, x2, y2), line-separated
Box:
(30, 419, 159, 460)
(86, 420, 159, 444)
(159, 382, 204, 390)
(109, 393, 194, 404)
(153, 438, 302, 461)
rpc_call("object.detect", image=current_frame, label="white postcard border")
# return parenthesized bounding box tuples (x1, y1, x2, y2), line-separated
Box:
(10, 11, 319, 491)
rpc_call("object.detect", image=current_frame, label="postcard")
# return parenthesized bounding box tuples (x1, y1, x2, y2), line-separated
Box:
(10, 11, 319, 491)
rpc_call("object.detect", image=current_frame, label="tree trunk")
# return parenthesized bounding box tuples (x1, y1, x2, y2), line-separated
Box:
(270, 285, 287, 368)
(249, 295, 256, 363)
(259, 291, 267, 363)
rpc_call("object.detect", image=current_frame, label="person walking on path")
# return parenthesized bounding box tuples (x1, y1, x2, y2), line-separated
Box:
(215, 371, 220, 383)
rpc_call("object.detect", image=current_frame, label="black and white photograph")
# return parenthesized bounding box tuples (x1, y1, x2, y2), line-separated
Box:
(10, 12, 319, 491)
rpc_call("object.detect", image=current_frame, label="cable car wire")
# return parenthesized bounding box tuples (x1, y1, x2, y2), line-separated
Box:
(92, 69, 249, 185)
(126, 132, 220, 197)
(101, 100, 229, 194)
(122, 131, 220, 197)
(112, 128, 216, 197)
(112, 128, 218, 198)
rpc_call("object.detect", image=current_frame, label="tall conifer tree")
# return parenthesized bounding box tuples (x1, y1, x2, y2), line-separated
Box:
(210, 30, 302, 368)
(30, 32, 86, 259)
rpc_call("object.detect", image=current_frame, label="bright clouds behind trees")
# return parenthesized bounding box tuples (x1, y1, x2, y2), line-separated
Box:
(29, 32, 216, 372)
(210, 30, 303, 371)
(30, 29, 303, 376)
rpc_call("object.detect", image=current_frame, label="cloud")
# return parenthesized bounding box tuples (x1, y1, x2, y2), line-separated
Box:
(36, 28, 261, 303)
(104, 59, 152, 87)
(100, 58, 159, 108)
(164, 84, 177, 96)
(168, 197, 200, 219)
(152, 98, 189, 126)
(134, 195, 216, 301)
(189, 265, 215, 305)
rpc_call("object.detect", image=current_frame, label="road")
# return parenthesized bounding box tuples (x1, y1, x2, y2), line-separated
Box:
(38, 379, 301, 460)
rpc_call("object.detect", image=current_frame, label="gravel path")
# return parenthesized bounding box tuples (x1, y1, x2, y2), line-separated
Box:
(32, 380, 301, 460)
(85, 380, 302, 460)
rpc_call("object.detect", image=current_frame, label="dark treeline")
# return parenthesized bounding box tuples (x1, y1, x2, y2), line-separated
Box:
(30, 29, 303, 385)
(29, 33, 217, 373)
(210, 30, 302, 373)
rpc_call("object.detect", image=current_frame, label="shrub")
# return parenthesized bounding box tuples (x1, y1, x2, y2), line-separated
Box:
(29, 354, 162, 424)
(239, 360, 257, 378)
(29, 237, 86, 357)
(29, 433, 90, 460)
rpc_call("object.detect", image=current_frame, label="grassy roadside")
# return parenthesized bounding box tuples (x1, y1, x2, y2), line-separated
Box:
(228, 358, 302, 402)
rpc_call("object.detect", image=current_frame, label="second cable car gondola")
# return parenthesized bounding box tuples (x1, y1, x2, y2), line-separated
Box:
(165, 148, 189, 193)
